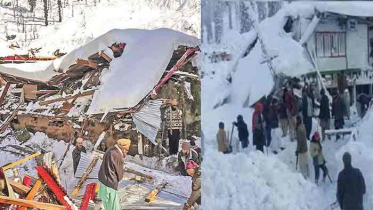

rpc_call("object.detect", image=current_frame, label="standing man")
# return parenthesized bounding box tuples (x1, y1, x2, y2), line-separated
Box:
(98, 139, 131, 210)
(338, 71, 348, 96)
(252, 103, 265, 153)
(284, 88, 298, 142)
(262, 96, 273, 148)
(295, 116, 309, 179)
(216, 122, 229, 154)
(72, 137, 86, 175)
(337, 152, 366, 210)
(332, 91, 345, 140)
(233, 115, 249, 149)
(165, 105, 183, 155)
(319, 89, 330, 141)
(342, 89, 351, 119)
(279, 98, 289, 138)
(177, 141, 199, 176)
(302, 86, 314, 140)
(267, 98, 283, 154)
(183, 160, 201, 210)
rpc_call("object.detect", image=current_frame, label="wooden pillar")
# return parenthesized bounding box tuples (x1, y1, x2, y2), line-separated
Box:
(0, 82, 11, 106)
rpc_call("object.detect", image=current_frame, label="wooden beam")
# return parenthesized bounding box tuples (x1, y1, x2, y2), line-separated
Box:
(8, 179, 31, 195)
(100, 51, 112, 62)
(71, 156, 99, 196)
(32, 90, 60, 95)
(76, 59, 98, 69)
(0, 82, 11, 105)
(145, 182, 167, 203)
(0, 110, 18, 133)
(39, 90, 95, 106)
(123, 168, 153, 180)
(19, 179, 43, 210)
(0, 195, 66, 210)
(2, 152, 42, 171)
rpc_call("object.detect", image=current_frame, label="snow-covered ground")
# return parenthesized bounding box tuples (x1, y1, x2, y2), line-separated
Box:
(0, 0, 200, 57)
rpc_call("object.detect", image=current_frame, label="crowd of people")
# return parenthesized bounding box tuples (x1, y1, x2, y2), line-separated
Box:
(216, 83, 368, 210)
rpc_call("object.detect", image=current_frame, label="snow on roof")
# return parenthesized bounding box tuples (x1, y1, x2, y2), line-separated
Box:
(48, 28, 199, 114)
(231, 6, 314, 106)
(288, 2, 373, 18)
(0, 61, 58, 82)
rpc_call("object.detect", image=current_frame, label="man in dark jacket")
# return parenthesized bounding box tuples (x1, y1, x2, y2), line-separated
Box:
(262, 96, 273, 147)
(252, 103, 265, 152)
(319, 89, 330, 141)
(302, 86, 314, 140)
(177, 141, 199, 176)
(332, 91, 345, 140)
(357, 93, 373, 118)
(338, 71, 348, 96)
(72, 137, 86, 175)
(183, 160, 201, 210)
(337, 152, 366, 210)
(98, 139, 131, 210)
(279, 99, 289, 137)
(233, 115, 249, 149)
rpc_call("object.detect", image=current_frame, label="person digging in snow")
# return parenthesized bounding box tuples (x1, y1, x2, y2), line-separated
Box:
(252, 103, 265, 153)
(216, 122, 229, 154)
(267, 98, 285, 154)
(183, 160, 201, 210)
(337, 152, 366, 210)
(233, 115, 249, 149)
(177, 141, 199, 176)
(98, 138, 131, 210)
(310, 132, 329, 184)
(72, 137, 86, 175)
(295, 115, 309, 179)
(319, 89, 331, 141)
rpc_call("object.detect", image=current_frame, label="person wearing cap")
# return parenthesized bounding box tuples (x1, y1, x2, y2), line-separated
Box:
(98, 138, 131, 210)
(183, 160, 201, 210)
(267, 98, 284, 154)
(309, 132, 328, 184)
(72, 137, 86, 175)
(295, 115, 309, 179)
(252, 102, 265, 152)
(233, 114, 249, 149)
(337, 152, 366, 210)
(342, 89, 350, 119)
(284, 87, 298, 142)
(177, 141, 199, 176)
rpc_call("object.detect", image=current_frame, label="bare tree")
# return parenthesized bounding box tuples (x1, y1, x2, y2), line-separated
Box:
(58, 0, 62, 22)
(43, 0, 48, 26)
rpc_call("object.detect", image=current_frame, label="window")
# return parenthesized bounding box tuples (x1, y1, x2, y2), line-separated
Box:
(316, 32, 346, 58)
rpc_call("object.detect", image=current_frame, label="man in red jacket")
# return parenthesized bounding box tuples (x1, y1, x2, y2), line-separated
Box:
(252, 102, 265, 152)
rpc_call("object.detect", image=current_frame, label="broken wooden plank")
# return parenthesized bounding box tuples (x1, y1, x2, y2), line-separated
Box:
(0, 195, 66, 210)
(0, 167, 15, 198)
(0, 82, 11, 105)
(32, 90, 60, 95)
(39, 90, 95, 106)
(8, 179, 31, 195)
(71, 156, 99, 196)
(2, 152, 42, 171)
(18, 179, 43, 210)
(0, 110, 18, 134)
(51, 162, 61, 185)
(76, 59, 98, 69)
(23, 84, 38, 100)
(123, 168, 153, 180)
(100, 51, 112, 62)
(145, 182, 167, 203)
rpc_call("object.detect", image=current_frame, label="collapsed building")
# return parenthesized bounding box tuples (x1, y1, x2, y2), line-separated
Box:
(0, 28, 201, 157)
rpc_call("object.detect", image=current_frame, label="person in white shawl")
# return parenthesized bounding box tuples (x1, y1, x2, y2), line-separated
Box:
(343, 89, 350, 119)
